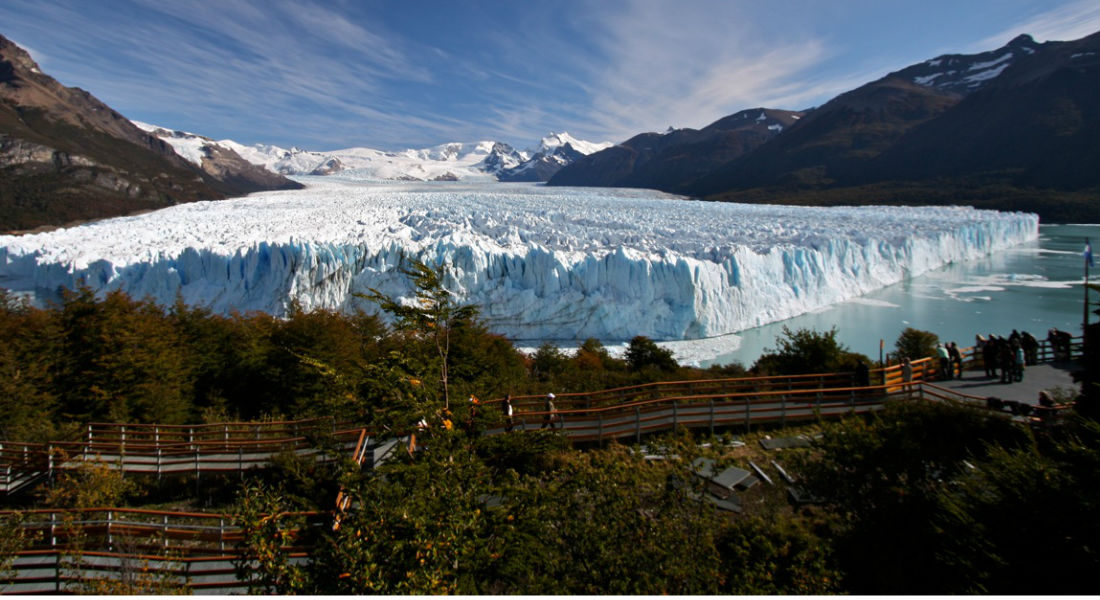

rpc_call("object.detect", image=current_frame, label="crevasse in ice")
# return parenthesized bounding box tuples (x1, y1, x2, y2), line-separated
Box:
(0, 179, 1039, 342)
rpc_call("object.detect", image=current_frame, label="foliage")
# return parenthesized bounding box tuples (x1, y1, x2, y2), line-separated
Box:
(625, 335, 679, 373)
(794, 399, 1035, 594)
(933, 414, 1100, 594)
(361, 257, 479, 409)
(0, 512, 37, 584)
(234, 482, 313, 594)
(717, 511, 841, 594)
(40, 459, 135, 509)
(893, 326, 939, 360)
(753, 326, 870, 375)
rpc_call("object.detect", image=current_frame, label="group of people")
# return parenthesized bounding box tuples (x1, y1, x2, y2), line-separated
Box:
(975, 330, 1039, 384)
(934, 341, 966, 380)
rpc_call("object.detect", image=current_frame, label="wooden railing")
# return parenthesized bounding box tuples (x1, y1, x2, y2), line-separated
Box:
(498, 371, 858, 413)
(1, 419, 366, 494)
(2, 330, 1083, 593)
(0, 508, 321, 594)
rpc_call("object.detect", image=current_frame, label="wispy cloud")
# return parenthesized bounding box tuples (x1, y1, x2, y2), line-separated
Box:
(974, 0, 1099, 49)
(562, 1, 834, 140)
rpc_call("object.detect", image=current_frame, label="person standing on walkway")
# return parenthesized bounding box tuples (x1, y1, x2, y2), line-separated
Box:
(901, 357, 913, 384)
(1021, 331, 1039, 365)
(999, 341, 1014, 384)
(502, 394, 515, 432)
(1013, 341, 1025, 382)
(541, 393, 558, 430)
(947, 342, 963, 378)
(854, 360, 870, 387)
(983, 335, 999, 378)
(936, 343, 951, 380)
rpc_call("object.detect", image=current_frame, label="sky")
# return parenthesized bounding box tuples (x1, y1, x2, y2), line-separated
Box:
(1, 0, 1097, 151)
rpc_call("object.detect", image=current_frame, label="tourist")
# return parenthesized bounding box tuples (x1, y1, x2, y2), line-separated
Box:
(947, 342, 963, 378)
(1021, 331, 1039, 365)
(502, 394, 515, 432)
(901, 357, 913, 384)
(983, 334, 999, 378)
(855, 360, 870, 387)
(1012, 340, 1025, 382)
(541, 393, 558, 430)
(936, 343, 951, 380)
(998, 341, 1014, 384)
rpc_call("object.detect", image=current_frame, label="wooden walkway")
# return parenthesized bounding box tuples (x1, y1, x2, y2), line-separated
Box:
(0, 336, 1083, 593)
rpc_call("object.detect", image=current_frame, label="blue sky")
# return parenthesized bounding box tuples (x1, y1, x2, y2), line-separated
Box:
(2, 0, 1097, 151)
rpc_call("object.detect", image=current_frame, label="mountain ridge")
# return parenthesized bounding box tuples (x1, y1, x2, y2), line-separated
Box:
(550, 31, 1099, 222)
(0, 34, 300, 233)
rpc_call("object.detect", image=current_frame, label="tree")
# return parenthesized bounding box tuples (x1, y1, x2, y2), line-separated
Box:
(625, 336, 679, 373)
(363, 258, 478, 409)
(752, 326, 868, 375)
(893, 327, 939, 361)
(794, 399, 1033, 593)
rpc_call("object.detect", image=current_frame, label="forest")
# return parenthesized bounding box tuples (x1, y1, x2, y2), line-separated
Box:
(0, 263, 1097, 594)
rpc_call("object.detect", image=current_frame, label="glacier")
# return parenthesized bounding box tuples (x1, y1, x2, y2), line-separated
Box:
(0, 179, 1038, 343)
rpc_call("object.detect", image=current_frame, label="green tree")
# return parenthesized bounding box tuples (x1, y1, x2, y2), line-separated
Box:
(363, 258, 478, 409)
(795, 399, 1032, 593)
(893, 327, 939, 361)
(625, 335, 679, 373)
(753, 326, 868, 375)
(53, 288, 192, 424)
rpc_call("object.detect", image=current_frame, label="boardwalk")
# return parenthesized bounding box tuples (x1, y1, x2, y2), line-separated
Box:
(1, 335, 1085, 594)
(934, 361, 1081, 405)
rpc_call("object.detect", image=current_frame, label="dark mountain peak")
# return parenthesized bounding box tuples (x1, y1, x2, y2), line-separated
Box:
(1007, 33, 1036, 48)
(1, 35, 299, 232)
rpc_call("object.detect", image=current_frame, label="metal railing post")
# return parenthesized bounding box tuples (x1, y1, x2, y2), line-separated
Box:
(781, 394, 787, 428)
(672, 400, 678, 429)
(709, 399, 715, 436)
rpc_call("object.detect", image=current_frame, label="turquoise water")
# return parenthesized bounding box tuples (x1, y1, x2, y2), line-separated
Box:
(702, 224, 1100, 367)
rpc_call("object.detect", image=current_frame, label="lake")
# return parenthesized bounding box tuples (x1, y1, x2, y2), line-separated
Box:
(688, 223, 1098, 367)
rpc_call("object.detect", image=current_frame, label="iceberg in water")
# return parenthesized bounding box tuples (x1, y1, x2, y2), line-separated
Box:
(0, 179, 1038, 342)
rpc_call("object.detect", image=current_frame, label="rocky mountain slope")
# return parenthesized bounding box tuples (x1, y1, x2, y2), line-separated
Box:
(0, 34, 300, 232)
(549, 108, 802, 191)
(551, 32, 1099, 221)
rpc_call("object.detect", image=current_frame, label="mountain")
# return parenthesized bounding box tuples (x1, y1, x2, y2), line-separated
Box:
(498, 133, 613, 182)
(0, 34, 300, 233)
(549, 109, 802, 190)
(201, 131, 608, 182)
(131, 123, 303, 192)
(550, 32, 1099, 222)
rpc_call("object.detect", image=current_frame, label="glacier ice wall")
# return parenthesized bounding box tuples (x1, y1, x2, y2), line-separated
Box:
(0, 179, 1039, 342)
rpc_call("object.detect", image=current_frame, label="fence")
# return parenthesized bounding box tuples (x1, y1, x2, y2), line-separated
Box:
(0, 508, 323, 594)
(1, 419, 366, 494)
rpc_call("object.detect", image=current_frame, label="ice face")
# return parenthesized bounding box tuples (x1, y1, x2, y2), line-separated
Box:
(0, 180, 1038, 342)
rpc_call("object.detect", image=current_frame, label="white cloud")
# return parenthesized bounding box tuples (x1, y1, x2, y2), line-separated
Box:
(569, 1, 834, 140)
(974, 0, 1099, 49)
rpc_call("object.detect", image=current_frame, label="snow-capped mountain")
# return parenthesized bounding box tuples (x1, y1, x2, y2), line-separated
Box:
(140, 125, 610, 183)
(897, 34, 1039, 95)
(499, 133, 614, 182)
